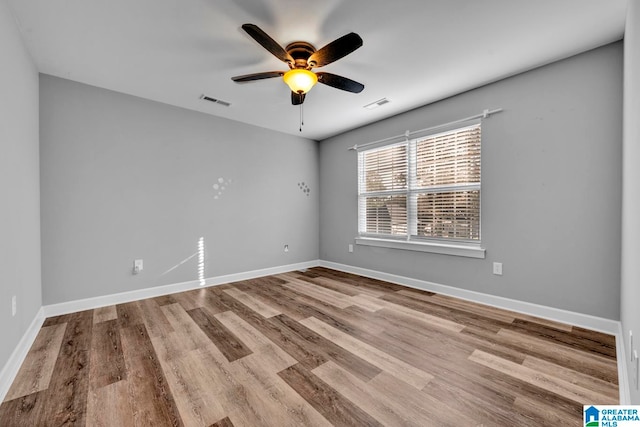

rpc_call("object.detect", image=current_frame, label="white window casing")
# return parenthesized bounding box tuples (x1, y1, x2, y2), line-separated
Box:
(357, 120, 485, 258)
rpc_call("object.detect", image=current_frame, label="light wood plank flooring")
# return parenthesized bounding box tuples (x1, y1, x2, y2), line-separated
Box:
(0, 267, 619, 426)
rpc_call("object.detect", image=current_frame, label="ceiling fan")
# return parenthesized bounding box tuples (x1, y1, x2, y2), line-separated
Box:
(231, 24, 364, 106)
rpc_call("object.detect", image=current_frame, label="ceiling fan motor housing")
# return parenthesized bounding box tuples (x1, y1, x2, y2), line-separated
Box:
(286, 41, 316, 69)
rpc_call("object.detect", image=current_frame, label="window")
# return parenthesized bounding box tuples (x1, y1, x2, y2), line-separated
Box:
(358, 122, 482, 254)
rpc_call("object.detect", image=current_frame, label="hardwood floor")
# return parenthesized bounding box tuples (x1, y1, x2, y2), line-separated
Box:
(0, 267, 619, 426)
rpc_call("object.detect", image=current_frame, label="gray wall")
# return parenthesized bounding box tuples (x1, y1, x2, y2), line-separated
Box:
(320, 42, 622, 320)
(622, 2, 640, 404)
(0, 0, 42, 371)
(40, 75, 319, 305)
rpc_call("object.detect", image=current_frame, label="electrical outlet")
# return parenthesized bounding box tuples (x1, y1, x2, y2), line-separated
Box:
(284, 244, 289, 253)
(348, 244, 354, 253)
(133, 259, 143, 274)
(493, 262, 503, 275)
(11, 296, 16, 317)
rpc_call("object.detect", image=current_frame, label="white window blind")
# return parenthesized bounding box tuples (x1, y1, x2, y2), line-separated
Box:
(358, 143, 407, 236)
(358, 122, 481, 244)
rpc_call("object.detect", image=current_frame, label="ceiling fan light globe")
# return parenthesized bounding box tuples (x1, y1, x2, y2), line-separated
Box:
(283, 69, 318, 94)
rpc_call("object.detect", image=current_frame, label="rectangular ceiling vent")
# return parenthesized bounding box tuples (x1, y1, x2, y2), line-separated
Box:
(200, 94, 231, 107)
(363, 98, 390, 110)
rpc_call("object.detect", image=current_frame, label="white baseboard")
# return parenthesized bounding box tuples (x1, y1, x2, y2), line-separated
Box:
(617, 322, 631, 404)
(0, 307, 45, 402)
(1, 261, 320, 402)
(4, 259, 630, 404)
(320, 260, 619, 334)
(320, 260, 629, 403)
(44, 260, 321, 317)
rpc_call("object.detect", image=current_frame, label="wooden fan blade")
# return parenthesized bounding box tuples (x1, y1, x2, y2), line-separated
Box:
(291, 92, 306, 105)
(241, 24, 293, 64)
(308, 32, 363, 68)
(232, 71, 284, 82)
(317, 72, 364, 93)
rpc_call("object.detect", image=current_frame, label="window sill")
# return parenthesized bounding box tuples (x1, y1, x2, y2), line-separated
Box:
(355, 237, 486, 259)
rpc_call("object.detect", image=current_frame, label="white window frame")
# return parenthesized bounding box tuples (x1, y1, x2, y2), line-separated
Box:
(356, 120, 485, 258)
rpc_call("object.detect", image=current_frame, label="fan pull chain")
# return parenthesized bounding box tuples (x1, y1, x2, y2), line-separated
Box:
(299, 103, 304, 132)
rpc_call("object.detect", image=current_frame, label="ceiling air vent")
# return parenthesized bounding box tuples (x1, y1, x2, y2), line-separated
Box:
(363, 98, 390, 110)
(200, 95, 231, 107)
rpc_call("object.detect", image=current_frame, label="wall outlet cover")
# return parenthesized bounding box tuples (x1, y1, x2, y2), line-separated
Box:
(493, 262, 503, 275)
(133, 259, 143, 274)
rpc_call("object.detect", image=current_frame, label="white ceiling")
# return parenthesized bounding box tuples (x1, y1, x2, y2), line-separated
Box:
(8, 0, 628, 141)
